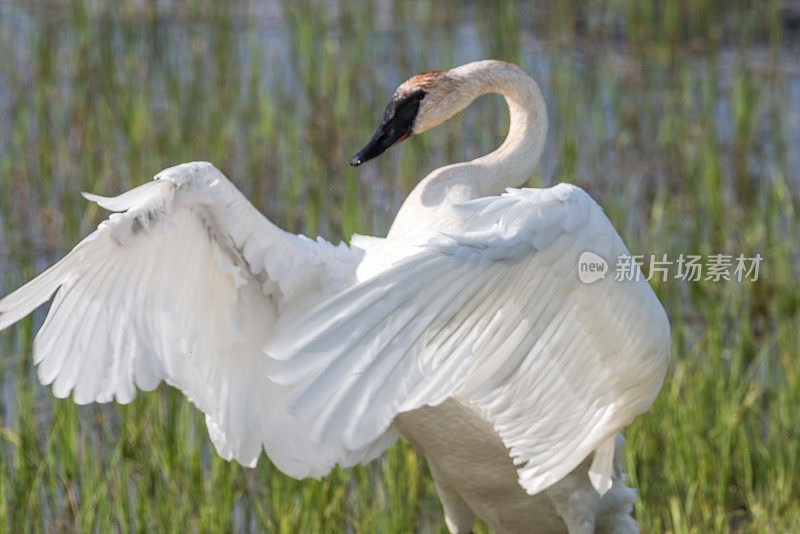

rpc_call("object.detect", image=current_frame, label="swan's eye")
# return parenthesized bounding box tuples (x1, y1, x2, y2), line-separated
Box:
(394, 93, 423, 124)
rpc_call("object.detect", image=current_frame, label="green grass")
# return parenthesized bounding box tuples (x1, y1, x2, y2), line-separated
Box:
(1, 0, 798, 531)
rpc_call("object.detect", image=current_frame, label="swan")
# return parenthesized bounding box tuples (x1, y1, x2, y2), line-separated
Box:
(0, 60, 670, 533)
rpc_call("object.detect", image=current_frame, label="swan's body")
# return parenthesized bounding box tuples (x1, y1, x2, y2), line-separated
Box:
(395, 403, 637, 533)
(0, 60, 670, 533)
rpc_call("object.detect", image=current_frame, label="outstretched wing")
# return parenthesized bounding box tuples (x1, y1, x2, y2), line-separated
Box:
(0, 161, 365, 470)
(266, 184, 671, 495)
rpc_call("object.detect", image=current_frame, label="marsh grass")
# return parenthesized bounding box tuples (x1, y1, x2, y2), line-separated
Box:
(0, 1, 798, 531)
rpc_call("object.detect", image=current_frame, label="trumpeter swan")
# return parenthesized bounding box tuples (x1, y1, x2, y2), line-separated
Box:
(0, 60, 669, 534)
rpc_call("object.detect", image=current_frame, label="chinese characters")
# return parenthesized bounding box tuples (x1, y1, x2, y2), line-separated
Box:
(610, 253, 762, 282)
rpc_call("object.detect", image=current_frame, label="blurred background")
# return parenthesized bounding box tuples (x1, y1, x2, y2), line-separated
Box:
(0, 0, 799, 532)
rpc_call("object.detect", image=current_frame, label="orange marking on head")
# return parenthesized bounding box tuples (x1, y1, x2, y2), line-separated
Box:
(395, 70, 445, 97)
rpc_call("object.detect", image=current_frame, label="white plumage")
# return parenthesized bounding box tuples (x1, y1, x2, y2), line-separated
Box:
(268, 184, 669, 494)
(0, 161, 402, 476)
(0, 60, 670, 534)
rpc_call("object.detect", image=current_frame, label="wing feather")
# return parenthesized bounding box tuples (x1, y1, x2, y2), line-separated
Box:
(266, 184, 670, 495)
(0, 161, 367, 470)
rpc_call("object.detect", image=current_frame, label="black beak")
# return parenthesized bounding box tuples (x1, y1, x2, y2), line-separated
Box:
(350, 90, 426, 167)
(349, 125, 410, 167)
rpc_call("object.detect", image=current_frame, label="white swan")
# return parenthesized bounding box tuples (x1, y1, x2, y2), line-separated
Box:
(0, 60, 670, 533)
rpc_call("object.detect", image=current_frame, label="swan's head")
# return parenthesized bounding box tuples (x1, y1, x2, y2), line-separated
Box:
(351, 69, 460, 166)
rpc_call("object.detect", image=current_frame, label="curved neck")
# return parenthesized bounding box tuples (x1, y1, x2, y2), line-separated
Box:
(418, 61, 548, 205)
